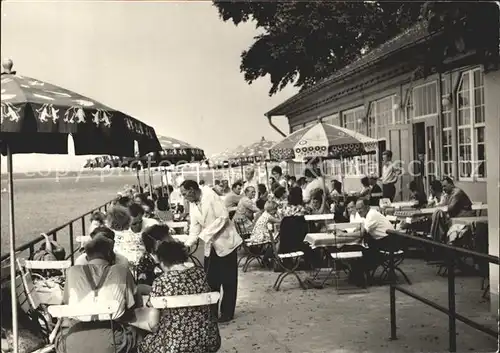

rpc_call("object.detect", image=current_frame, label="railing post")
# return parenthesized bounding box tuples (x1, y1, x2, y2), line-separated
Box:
(81, 216, 86, 236)
(69, 223, 75, 265)
(447, 249, 457, 352)
(29, 244, 35, 259)
(389, 245, 397, 340)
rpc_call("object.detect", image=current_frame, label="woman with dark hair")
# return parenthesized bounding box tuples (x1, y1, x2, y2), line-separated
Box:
(142, 199, 157, 219)
(136, 225, 174, 286)
(279, 186, 309, 217)
(257, 183, 268, 202)
(155, 197, 174, 223)
(139, 241, 221, 353)
(89, 211, 106, 234)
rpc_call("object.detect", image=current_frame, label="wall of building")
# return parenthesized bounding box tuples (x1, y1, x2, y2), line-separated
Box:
(484, 69, 500, 314)
(287, 66, 489, 203)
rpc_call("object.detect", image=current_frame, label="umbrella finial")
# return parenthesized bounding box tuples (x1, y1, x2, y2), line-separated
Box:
(2, 58, 14, 74)
(317, 116, 323, 123)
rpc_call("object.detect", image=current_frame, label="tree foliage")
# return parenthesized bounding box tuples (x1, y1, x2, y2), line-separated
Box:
(213, 1, 499, 96)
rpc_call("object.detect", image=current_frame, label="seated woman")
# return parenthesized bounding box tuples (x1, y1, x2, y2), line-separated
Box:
(279, 186, 309, 218)
(142, 199, 157, 220)
(139, 241, 221, 353)
(106, 205, 144, 266)
(257, 183, 268, 203)
(233, 186, 260, 232)
(88, 211, 106, 234)
(74, 226, 129, 267)
(136, 225, 174, 286)
(56, 236, 138, 353)
(253, 198, 267, 223)
(155, 197, 174, 223)
(250, 200, 281, 244)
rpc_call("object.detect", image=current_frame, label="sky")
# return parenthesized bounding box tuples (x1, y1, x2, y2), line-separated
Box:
(0, 0, 296, 173)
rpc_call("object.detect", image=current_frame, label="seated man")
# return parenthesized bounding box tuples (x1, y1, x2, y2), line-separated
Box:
(442, 177, 474, 217)
(409, 180, 427, 208)
(355, 199, 395, 274)
(74, 226, 129, 267)
(56, 236, 138, 353)
(429, 177, 474, 243)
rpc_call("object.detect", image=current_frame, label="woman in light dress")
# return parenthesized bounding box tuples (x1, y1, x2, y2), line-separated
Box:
(233, 186, 260, 232)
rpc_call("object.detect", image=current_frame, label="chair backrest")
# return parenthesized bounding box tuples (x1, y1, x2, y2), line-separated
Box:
(278, 216, 308, 254)
(47, 299, 120, 319)
(233, 218, 252, 238)
(304, 214, 334, 221)
(20, 259, 71, 270)
(149, 292, 220, 309)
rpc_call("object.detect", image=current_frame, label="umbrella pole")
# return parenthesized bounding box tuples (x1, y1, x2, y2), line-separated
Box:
(264, 161, 270, 191)
(135, 161, 142, 190)
(7, 145, 19, 353)
(159, 168, 165, 197)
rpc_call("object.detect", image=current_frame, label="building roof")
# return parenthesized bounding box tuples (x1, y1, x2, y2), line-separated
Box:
(266, 21, 436, 117)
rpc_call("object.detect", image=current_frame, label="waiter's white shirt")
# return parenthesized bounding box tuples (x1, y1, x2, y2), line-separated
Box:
(186, 186, 242, 257)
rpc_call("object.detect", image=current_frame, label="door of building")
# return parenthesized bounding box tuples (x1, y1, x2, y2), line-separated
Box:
(388, 127, 411, 201)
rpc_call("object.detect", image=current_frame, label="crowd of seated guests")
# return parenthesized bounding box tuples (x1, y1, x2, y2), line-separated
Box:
(48, 183, 221, 353)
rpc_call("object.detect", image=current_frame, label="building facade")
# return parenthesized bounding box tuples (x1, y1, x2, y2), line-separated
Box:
(266, 22, 499, 311)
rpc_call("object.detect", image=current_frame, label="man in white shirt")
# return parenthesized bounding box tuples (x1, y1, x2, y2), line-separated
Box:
(181, 180, 242, 324)
(355, 199, 395, 271)
(380, 150, 402, 202)
(303, 168, 331, 203)
(356, 199, 394, 241)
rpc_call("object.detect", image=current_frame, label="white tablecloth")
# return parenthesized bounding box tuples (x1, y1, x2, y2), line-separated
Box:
(304, 232, 362, 249)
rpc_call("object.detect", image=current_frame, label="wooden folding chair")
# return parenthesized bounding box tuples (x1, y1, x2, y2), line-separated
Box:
(11, 258, 70, 352)
(267, 225, 306, 291)
(47, 300, 121, 353)
(233, 218, 270, 272)
(149, 291, 220, 309)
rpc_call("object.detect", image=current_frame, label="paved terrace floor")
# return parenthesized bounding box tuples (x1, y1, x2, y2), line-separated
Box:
(217, 258, 499, 353)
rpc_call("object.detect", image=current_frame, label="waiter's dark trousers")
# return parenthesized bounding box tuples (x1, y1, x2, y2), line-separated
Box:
(382, 183, 396, 202)
(204, 248, 238, 319)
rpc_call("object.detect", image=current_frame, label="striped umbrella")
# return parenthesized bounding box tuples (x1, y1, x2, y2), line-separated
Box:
(154, 135, 205, 164)
(269, 121, 379, 161)
(227, 136, 275, 164)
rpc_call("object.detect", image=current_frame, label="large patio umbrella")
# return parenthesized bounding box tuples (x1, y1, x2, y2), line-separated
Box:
(0, 59, 161, 353)
(269, 120, 380, 198)
(227, 136, 275, 187)
(269, 121, 379, 161)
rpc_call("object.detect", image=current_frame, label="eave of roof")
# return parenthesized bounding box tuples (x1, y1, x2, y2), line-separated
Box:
(266, 21, 437, 117)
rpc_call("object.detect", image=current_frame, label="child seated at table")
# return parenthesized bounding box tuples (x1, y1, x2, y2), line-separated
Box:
(249, 200, 280, 244)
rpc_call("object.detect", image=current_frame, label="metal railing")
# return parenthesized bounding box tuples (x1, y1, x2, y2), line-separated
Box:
(386, 230, 499, 352)
(0, 199, 115, 264)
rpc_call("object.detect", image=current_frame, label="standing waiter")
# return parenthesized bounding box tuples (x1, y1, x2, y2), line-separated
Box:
(180, 180, 242, 324)
(380, 150, 401, 202)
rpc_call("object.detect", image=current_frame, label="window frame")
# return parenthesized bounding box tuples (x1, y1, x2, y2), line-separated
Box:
(412, 81, 439, 120)
(440, 76, 454, 178)
(341, 106, 366, 135)
(455, 67, 486, 182)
